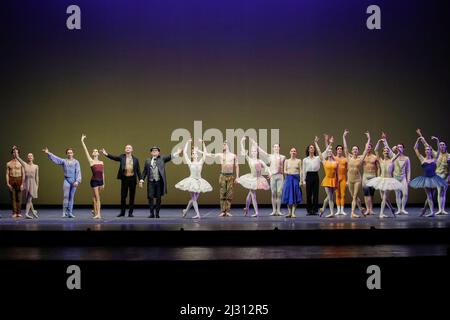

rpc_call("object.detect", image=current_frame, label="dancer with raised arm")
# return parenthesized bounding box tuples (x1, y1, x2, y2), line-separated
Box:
(315, 136, 339, 218)
(367, 138, 402, 218)
(102, 145, 141, 217)
(81, 134, 105, 219)
(253, 139, 286, 216)
(343, 130, 370, 218)
(282, 147, 302, 218)
(42, 146, 81, 218)
(382, 137, 411, 215)
(416, 129, 449, 215)
(201, 141, 239, 217)
(237, 137, 270, 217)
(411, 136, 447, 217)
(140, 146, 182, 218)
(14, 148, 39, 219)
(6, 146, 25, 218)
(324, 134, 349, 216)
(362, 133, 379, 215)
(175, 139, 212, 219)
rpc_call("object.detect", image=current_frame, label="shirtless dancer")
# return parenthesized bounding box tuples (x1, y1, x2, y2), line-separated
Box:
(417, 129, 449, 215)
(253, 140, 286, 216)
(201, 141, 239, 217)
(6, 146, 25, 218)
(362, 138, 379, 215)
(343, 130, 370, 218)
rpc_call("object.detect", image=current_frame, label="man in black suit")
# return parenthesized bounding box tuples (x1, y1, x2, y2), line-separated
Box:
(102, 145, 141, 217)
(140, 146, 181, 218)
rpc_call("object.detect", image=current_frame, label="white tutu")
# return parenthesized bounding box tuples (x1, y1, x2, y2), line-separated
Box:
(237, 174, 270, 190)
(175, 177, 213, 193)
(366, 177, 402, 191)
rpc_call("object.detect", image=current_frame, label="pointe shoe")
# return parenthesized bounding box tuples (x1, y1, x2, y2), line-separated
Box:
(290, 213, 297, 218)
(225, 212, 233, 217)
(219, 212, 226, 217)
(319, 208, 325, 218)
(401, 210, 409, 215)
(182, 209, 188, 218)
(435, 210, 445, 216)
(425, 212, 435, 218)
(25, 214, 33, 219)
(276, 211, 284, 216)
(67, 213, 75, 218)
(251, 213, 259, 217)
(351, 213, 360, 218)
(243, 208, 249, 216)
(17, 214, 22, 218)
(379, 214, 389, 219)
(443, 211, 449, 215)
(325, 213, 334, 218)
(269, 211, 276, 216)
(31, 210, 38, 218)
(340, 210, 347, 216)
(93, 215, 101, 219)
(285, 213, 292, 218)
(192, 214, 201, 219)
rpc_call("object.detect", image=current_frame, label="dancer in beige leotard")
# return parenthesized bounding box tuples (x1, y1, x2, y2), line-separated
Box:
(343, 130, 370, 218)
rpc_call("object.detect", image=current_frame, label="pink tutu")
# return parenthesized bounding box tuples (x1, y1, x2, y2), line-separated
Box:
(237, 174, 269, 190)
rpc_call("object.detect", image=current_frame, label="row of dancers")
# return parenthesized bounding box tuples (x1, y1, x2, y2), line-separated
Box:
(4, 129, 449, 220)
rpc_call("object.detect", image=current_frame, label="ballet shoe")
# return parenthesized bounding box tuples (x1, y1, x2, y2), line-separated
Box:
(182, 209, 188, 218)
(351, 213, 360, 219)
(443, 211, 449, 215)
(401, 210, 409, 215)
(285, 213, 292, 218)
(219, 212, 226, 217)
(319, 208, 325, 218)
(325, 213, 334, 218)
(276, 211, 284, 216)
(17, 214, 22, 218)
(192, 214, 201, 219)
(360, 207, 367, 215)
(425, 212, 435, 218)
(269, 211, 276, 216)
(379, 214, 389, 219)
(243, 208, 249, 216)
(435, 210, 446, 216)
(25, 214, 33, 219)
(225, 212, 233, 217)
(32, 210, 39, 218)
(93, 215, 101, 219)
(67, 213, 75, 218)
(251, 213, 259, 217)
(290, 213, 297, 218)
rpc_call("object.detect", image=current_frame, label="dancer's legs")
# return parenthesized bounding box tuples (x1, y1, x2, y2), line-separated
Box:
(244, 191, 252, 216)
(192, 192, 200, 218)
(250, 190, 259, 217)
(324, 187, 335, 218)
(425, 188, 435, 217)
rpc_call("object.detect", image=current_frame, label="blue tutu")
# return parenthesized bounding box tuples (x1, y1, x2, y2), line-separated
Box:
(409, 175, 447, 189)
(282, 174, 302, 205)
(410, 162, 448, 189)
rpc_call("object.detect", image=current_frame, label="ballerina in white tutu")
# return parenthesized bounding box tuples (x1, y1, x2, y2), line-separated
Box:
(237, 137, 270, 217)
(175, 139, 212, 219)
(367, 138, 403, 218)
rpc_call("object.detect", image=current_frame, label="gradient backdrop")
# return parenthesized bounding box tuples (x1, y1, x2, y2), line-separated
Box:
(2, 0, 449, 205)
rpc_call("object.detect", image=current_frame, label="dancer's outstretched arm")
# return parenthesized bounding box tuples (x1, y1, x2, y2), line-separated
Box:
(42, 147, 64, 165)
(431, 136, 441, 162)
(360, 132, 371, 163)
(343, 129, 350, 158)
(101, 148, 120, 161)
(183, 140, 192, 165)
(314, 136, 324, 162)
(413, 137, 425, 163)
(374, 139, 382, 158)
(81, 134, 94, 165)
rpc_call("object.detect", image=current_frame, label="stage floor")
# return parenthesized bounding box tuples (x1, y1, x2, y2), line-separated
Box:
(0, 207, 449, 231)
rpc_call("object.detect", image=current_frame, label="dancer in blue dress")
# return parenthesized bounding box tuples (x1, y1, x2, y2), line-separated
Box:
(411, 136, 447, 217)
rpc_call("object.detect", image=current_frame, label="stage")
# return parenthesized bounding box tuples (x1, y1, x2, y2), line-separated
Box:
(0, 207, 449, 251)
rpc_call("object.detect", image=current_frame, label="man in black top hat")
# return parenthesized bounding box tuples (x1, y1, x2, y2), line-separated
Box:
(140, 146, 181, 218)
